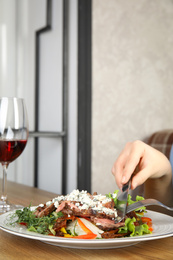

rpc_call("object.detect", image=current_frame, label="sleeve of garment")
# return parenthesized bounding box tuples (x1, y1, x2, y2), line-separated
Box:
(169, 144, 173, 184)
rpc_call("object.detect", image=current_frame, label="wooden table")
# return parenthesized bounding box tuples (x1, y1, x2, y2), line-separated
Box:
(0, 181, 173, 260)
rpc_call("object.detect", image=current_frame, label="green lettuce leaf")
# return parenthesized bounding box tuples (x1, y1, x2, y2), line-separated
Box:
(107, 190, 146, 212)
(118, 217, 151, 237)
(127, 194, 146, 212)
(106, 190, 119, 206)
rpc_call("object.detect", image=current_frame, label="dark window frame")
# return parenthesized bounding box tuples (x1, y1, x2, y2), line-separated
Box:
(77, 0, 92, 193)
(31, 0, 92, 194)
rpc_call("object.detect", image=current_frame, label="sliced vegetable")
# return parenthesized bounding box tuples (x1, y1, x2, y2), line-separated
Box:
(67, 219, 83, 236)
(72, 233, 97, 239)
(19, 222, 27, 226)
(64, 234, 73, 238)
(66, 218, 103, 239)
(77, 218, 104, 238)
(141, 217, 153, 232)
(148, 227, 153, 232)
(60, 227, 67, 234)
(77, 217, 92, 234)
(141, 217, 152, 223)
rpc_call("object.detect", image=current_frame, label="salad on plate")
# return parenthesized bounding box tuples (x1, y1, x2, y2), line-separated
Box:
(8, 189, 153, 239)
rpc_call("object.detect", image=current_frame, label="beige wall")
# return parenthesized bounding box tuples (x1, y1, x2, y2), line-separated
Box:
(92, 0, 173, 194)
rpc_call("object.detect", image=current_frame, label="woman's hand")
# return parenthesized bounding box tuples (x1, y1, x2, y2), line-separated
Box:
(112, 140, 172, 190)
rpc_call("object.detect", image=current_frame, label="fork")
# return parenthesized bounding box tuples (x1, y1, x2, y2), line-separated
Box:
(126, 198, 173, 214)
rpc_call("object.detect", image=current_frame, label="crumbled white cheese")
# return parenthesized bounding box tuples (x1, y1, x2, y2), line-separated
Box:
(46, 201, 52, 206)
(79, 204, 89, 210)
(54, 201, 59, 208)
(112, 193, 117, 199)
(49, 189, 117, 216)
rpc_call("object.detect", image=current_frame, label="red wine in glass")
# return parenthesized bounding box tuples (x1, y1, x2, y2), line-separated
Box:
(0, 97, 29, 213)
(0, 140, 27, 164)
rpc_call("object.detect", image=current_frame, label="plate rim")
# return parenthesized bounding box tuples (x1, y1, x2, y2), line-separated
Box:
(0, 209, 173, 248)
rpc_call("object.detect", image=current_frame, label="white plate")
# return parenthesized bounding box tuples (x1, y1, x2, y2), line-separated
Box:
(0, 210, 172, 249)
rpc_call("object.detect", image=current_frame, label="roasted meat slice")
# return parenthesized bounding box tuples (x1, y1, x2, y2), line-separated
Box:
(90, 217, 125, 231)
(56, 199, 116, 219)
(53, 218, 67, 232)
(34, 203, 55, 217)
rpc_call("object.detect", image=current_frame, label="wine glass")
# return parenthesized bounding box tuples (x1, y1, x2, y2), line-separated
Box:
(0, 97, 29, 213)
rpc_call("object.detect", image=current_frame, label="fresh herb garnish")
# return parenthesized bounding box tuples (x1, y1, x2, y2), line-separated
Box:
(10, 206, 64, 235)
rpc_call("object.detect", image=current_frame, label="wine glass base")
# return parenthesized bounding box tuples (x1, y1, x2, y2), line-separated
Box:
(0, 201, 23, 214)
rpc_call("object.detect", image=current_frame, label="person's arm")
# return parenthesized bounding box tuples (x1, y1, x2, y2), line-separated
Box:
(112, 140, 173, 214)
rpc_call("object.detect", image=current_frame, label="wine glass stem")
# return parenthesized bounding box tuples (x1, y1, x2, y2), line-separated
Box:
(1, 164, 8, 204)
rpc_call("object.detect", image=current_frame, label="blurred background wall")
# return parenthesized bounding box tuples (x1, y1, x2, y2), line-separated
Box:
(92, 0, 173, 194)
